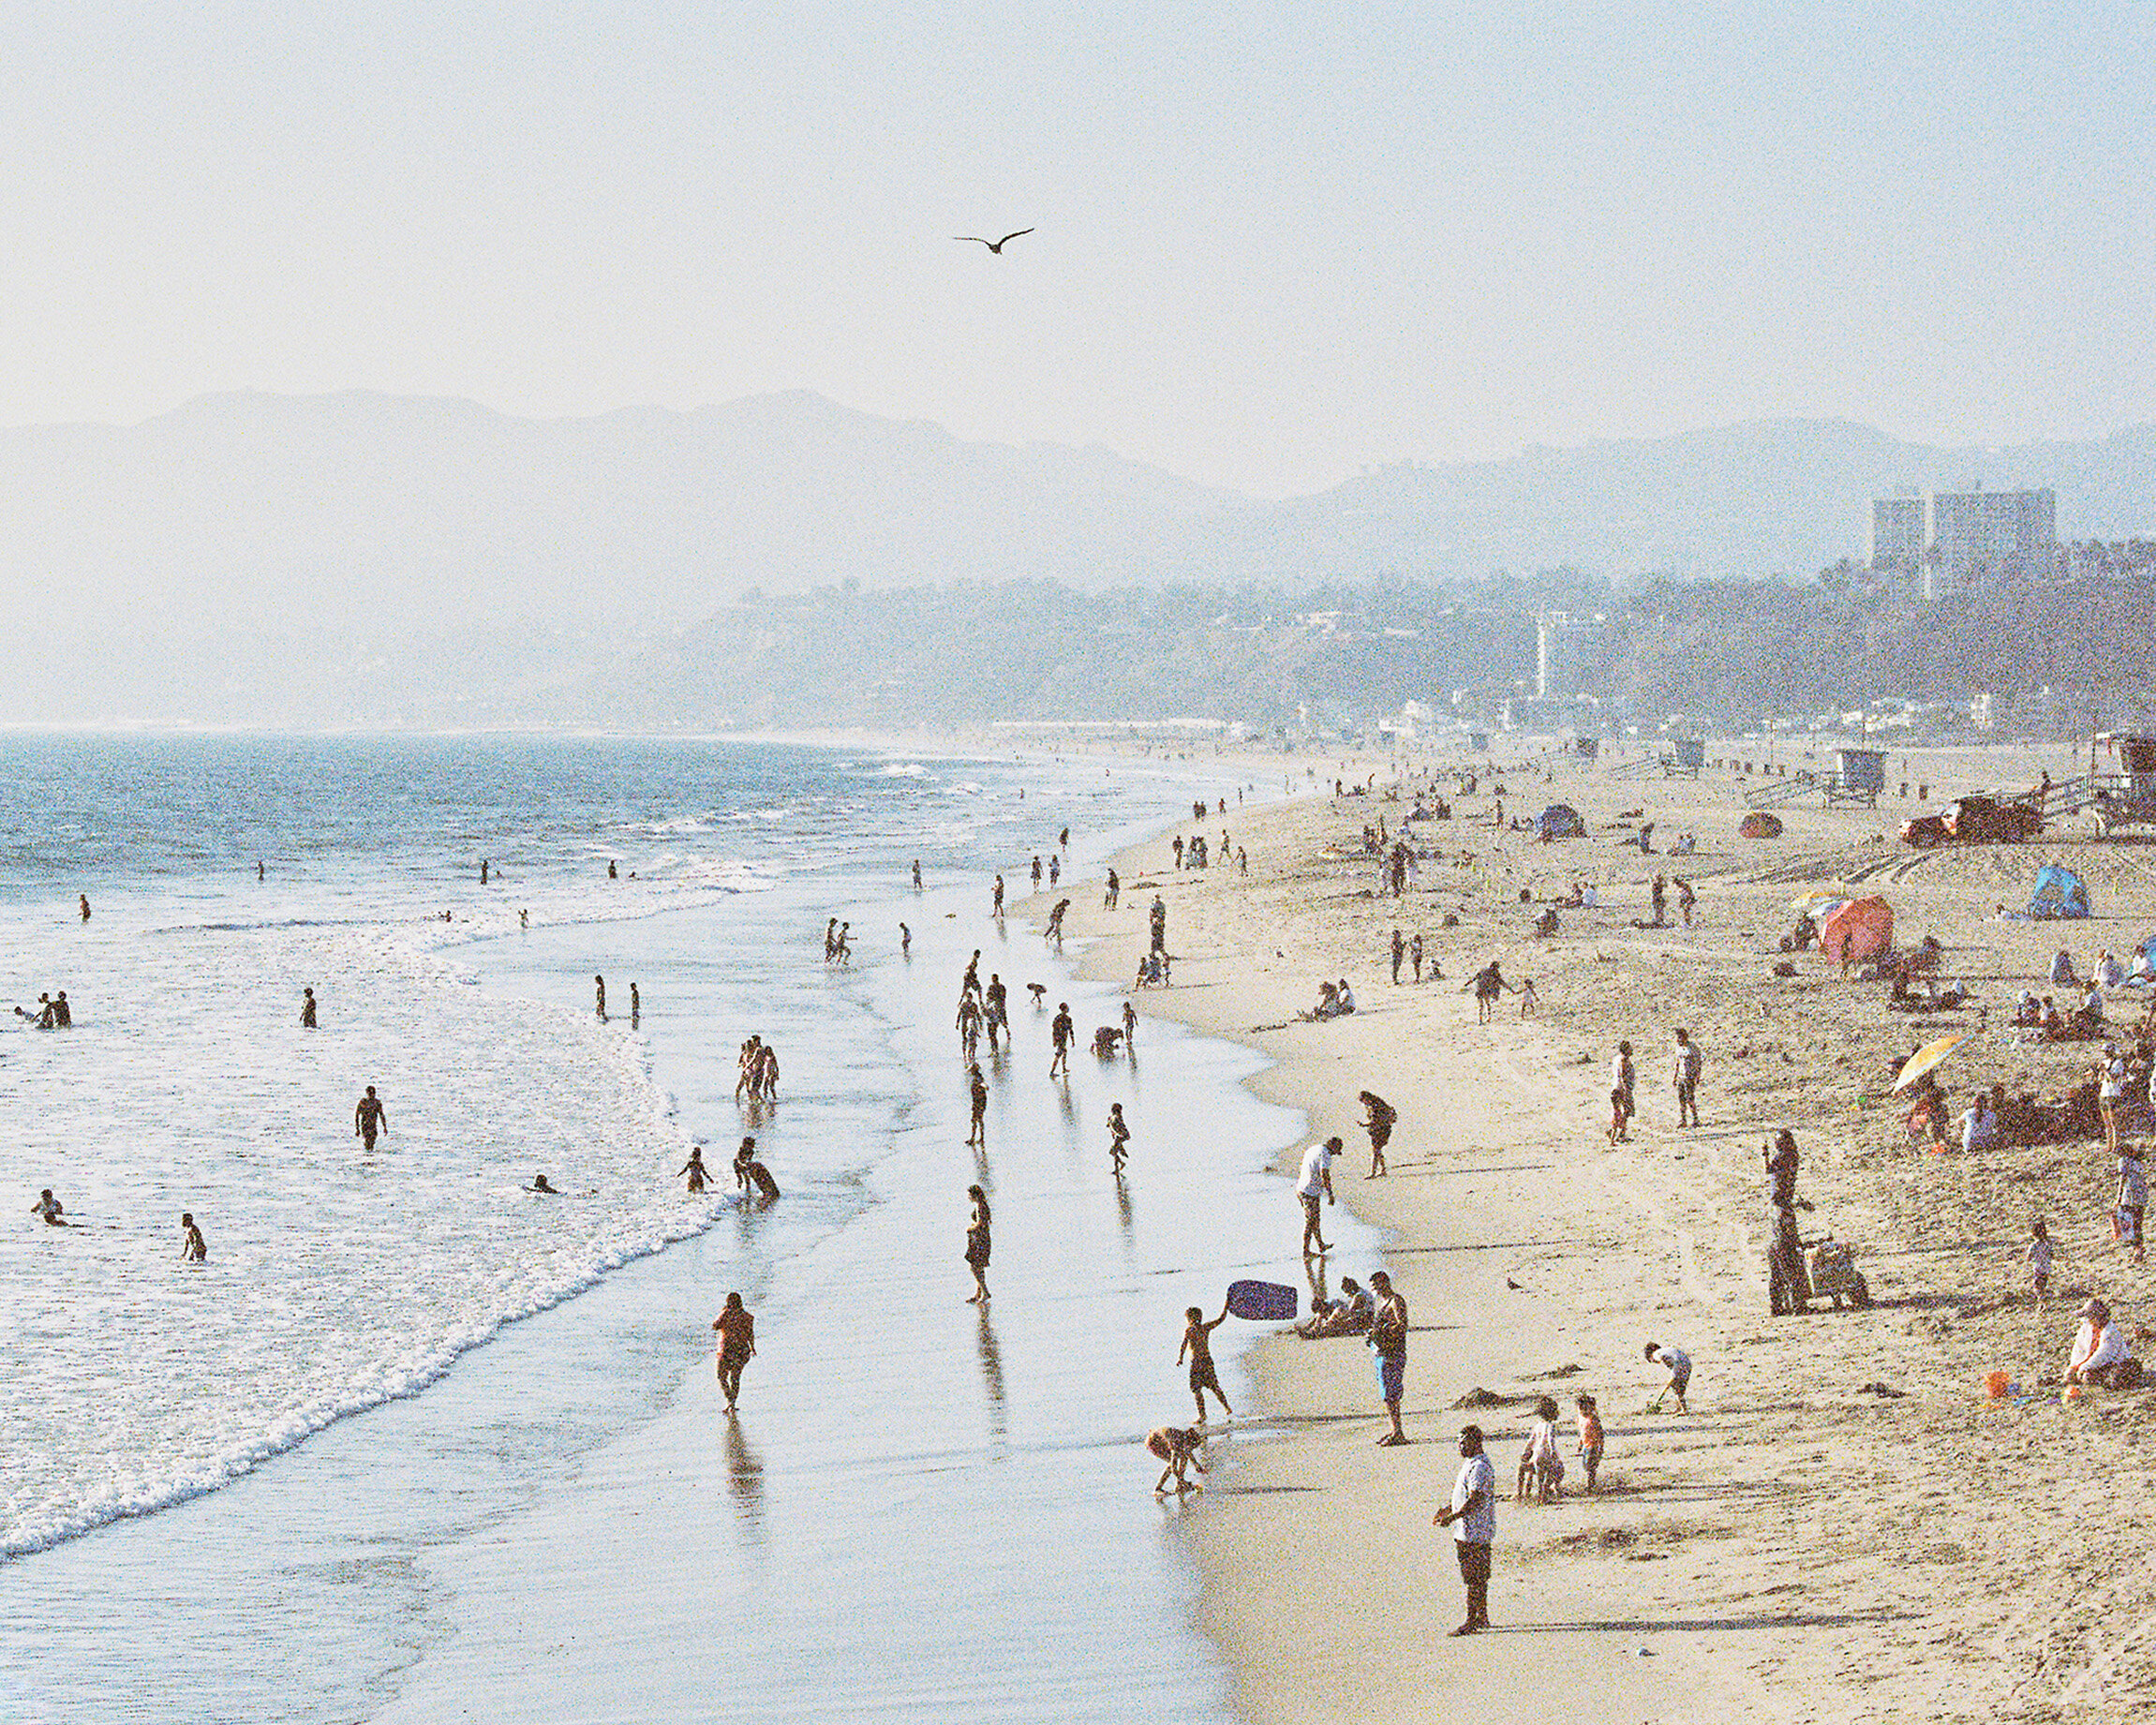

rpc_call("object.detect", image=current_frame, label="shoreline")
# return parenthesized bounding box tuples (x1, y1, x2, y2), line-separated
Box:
(1062, 739, 2156, 1722)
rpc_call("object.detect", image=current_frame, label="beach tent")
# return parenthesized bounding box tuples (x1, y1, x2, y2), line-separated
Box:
(1740, 811, 1785, 839)
(1534, 803, 1586, 840)
(1818, 895, 1894, 965)
(2027, 864, 2091, 920)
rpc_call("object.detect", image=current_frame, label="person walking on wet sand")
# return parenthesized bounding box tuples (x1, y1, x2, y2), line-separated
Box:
(1433, 1425, 1496, 1633)
(301, 987, 317, 1029)
(964, 1184, 992, 1302)
(594, 974, 607, 1020)
(1297, 1136, 1339, 1256)
(1048, 1002, 1075, 1078)
(968, 1063, 989, 1148)
(1122, 999, 1137, 1049)
(1179, 1301, 1233, 1423)
(1107, 1102, 1131, 1174)
(354, 1085, 387, 1149)
(711, 1292, 756, 1414)
(991, 874, 1004, 918)
(180, 1212, 206, 1261)
(1360, 1090, 1395, 1178)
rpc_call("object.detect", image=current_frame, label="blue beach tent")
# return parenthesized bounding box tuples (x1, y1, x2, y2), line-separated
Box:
(2028, 864, 2091, 920)
(1535, 803, 1586, 840)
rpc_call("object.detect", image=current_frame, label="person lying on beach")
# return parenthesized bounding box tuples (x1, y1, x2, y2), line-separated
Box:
(33, 1188, 65, 1225)
(1148, 1425, 1207, 1495)
(1295, 1276, 1374, 1337)
(1179, 1302, 1233, 1422)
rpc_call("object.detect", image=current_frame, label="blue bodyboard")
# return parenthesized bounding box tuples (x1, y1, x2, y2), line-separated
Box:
(1226, 1279, 1297, 1322)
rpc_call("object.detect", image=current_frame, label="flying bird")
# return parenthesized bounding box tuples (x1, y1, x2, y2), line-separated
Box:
(954, 229, 1033, 253)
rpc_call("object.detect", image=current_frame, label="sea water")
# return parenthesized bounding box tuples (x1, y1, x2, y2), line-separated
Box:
(0, 734, 1363, 1722)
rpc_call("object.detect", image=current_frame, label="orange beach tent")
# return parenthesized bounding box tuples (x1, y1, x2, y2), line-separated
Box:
(1818, 895, 1894, 966)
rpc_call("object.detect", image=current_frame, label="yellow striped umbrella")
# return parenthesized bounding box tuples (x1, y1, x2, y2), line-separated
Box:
(1894, 1032, 1980, 1092)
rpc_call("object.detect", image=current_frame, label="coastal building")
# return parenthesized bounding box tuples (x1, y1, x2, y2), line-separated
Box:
(1535, 611, 1600, 700)
(1867, 488, 2057, 600)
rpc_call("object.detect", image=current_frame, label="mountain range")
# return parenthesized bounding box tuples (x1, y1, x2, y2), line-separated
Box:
(3, 390, 2151, 721)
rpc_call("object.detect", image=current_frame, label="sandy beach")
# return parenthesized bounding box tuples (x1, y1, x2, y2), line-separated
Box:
(1058, 737, 2156, 1723)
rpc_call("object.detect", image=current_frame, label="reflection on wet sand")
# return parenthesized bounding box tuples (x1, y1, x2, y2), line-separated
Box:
(724, 1416, 766, 1547)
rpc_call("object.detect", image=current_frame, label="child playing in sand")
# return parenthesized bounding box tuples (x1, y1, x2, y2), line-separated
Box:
(1645, 1340, 1690, 1412)
(2030, 1219, 2053, 1296)
(1147, 1425, 1207, 1495)
(1516, 1396, 1565, 1503)
(1576, 1393, 1603, 1491)
(1518, 977, 1538, 1016)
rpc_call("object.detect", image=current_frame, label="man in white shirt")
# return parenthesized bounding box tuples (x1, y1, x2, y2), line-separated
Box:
(1296, 1137, 1338, 1257)
(1432, 1424, 1497, 1634)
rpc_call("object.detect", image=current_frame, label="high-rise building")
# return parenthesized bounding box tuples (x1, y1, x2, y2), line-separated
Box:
(1868, 496, 1924, 572)
(1866, 488, 2056, 599)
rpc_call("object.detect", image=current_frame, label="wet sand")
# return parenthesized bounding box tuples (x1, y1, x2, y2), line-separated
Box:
(1063, 737, 2156, 1723)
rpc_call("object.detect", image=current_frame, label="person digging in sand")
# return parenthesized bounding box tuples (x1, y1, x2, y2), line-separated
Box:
(1645, 1339, 1691, 1412)
(1148, 1425, 1207, 1495)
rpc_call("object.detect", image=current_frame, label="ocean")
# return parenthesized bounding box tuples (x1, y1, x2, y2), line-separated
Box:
(0, 733, 1361, 1721)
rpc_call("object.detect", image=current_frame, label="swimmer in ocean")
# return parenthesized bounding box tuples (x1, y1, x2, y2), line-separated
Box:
(354, 1085, 387, 1149)
(519, 908, 528, 929)
(301, 987, 317, 1029)
(33, 1188, 64, 1225)
(528, 1173, 558, 1194)
(630, 981, 640, 1023)
(679, 1148, 710, 1194)
(180, 1212, 206, 1260)
(912, 860, 922, 890)
(79, 894, 90, 922)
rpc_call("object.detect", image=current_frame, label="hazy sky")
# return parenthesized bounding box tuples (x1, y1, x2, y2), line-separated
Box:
(6, 1, 2151, 494)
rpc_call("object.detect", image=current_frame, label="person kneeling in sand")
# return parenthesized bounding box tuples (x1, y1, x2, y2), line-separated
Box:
(1148, 1425, 1207, 1495)
(1296, 1275, 1373, 1337)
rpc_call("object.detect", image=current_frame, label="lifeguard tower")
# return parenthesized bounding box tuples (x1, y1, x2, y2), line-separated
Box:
(1826, 748, 1885, 808)
(1669, 737, 1705, 777)
(2084, 734, 2156, 838)
(1572, 735, 1599, 761)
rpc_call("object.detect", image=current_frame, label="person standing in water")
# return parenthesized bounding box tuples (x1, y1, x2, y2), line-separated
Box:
(78, 894, 90, 922)
(900, 922, 911, 957)
(1179, 1301, 1233, 1423)
(33, 1189, 65, 1225)
(480, 859, 489, 885)
(992, 874, 1005, 917)
(968, 1063, 989, 1148)
(1122, 1000, 1137, 1048)
(678, 1147, 710, 1193)
(711, 1293, 756, 1414)
(180, 1212, 206, 1261)
(1048, 1003, 1075, 1078)
(964, 1184, 992, 1302)
(354, 1085, 388, 1150)
(300, 988, 317, 1029)
(594, 974, 607, 1020)
(630, 982, 640, 1024)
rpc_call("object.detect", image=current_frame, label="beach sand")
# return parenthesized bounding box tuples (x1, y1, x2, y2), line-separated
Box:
(1062, 738, 2156, 1723)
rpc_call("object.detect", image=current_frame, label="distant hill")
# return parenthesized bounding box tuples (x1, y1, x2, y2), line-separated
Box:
(3, 390, 2152, 721)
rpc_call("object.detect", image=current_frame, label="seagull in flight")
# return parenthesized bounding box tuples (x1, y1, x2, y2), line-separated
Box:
(954, 229, 1033, 254)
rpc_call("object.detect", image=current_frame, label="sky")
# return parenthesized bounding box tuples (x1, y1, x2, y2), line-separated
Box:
(4, 1, 2152, 496)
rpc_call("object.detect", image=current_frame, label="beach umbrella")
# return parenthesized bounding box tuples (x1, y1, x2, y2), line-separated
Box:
(1894, 1032, 1979, 1092)
(1790, 886, 1848, 912)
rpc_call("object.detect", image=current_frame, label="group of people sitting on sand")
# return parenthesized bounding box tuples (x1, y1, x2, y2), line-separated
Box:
(1302, 978, 1358, 1019)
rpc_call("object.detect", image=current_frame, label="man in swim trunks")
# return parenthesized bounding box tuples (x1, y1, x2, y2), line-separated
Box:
(180, 1212, 206, 1260)
(354, 1085, 388, 1149)
(1368, 1270, 1409, 1445)
(711, 1292, 756, 1414)
(1179, 1301, 1233, 1422)
(1048, 1003, 1075, 1078)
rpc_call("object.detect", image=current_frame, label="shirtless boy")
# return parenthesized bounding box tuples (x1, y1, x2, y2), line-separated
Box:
(1179, 1301, 1233, 1422)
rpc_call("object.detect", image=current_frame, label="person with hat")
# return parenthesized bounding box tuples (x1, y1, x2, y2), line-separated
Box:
(2067, 1299, 2130, 1386)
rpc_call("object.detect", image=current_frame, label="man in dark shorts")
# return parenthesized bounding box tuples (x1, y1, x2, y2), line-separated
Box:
(1368, 1270, 1408, 1445)
(711, 1292, 756, 1414)
(354, 1085, 387, 1149)
(1048, 1003, 1074, 1078)
(1360, 1090, 1395, 1178)
(1179, 1301, 1233, 1423)
(1433, 1424, 1496, 1633)
(594, 974, 607, 1020)
(180, 1212, 206, 1261)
